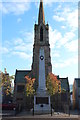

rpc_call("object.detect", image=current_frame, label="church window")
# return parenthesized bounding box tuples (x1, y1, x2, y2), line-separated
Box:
(40, 27, 43, 41)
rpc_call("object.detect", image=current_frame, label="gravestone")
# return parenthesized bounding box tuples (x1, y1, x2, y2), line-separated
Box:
(34, 47, 51, 114)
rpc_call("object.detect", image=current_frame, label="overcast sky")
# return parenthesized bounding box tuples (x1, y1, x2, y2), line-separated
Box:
(1, 0, 79, 85)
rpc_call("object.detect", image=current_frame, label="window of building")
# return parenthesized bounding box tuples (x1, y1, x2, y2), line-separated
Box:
(40, 27, 43, 41)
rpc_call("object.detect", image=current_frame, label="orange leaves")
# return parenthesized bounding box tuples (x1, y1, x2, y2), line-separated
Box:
(48, 73, 61, 87)
(25, 76, 35, 84)
(49, 73, 57, 80)
(49, 73, 58, 82)
(46, 73, 61, 95)
(25, 76, 35, 97)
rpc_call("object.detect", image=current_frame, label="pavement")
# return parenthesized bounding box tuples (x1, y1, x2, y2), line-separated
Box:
(0, 110, 80, 120)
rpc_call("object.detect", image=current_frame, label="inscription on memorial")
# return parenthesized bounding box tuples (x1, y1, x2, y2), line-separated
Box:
(36, 97, 49, 104)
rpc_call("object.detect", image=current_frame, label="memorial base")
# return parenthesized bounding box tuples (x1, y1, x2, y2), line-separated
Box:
(34, 90, 51, 114)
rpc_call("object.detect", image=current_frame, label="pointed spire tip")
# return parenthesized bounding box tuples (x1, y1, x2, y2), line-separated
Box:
(38, 0, 45, 24)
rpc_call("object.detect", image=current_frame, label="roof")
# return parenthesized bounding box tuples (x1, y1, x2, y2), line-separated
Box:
(15, 70, 31, 83)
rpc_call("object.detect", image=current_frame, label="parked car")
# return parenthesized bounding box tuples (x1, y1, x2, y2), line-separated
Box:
(2, 101, 16, 110)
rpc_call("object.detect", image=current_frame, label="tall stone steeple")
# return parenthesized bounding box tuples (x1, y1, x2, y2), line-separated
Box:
(38, 0, 45, 24)
(32, 0, 52, 89)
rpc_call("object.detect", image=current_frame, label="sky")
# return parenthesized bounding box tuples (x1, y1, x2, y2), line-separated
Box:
(0, 0, 79, 85)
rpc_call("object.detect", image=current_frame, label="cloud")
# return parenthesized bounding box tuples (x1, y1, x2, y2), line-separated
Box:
(1, 47, 9, 54)
(14, 38, 23, 45)
(49, 26, 76, 50)
(22, 31, 34, 43)
(49, 26, 62, 49)
(14, 43, 32, 52)
(51, 51, 60, 58)
(65, 40, 78, 52)
(2, 2, 30, 15)
(53, 7, 78, 29)
(2, 31, 34, 60)
(53, 55, 78, 68)
(67, 9, 78, 28)
(52, 53, 60, 57)
(13, 30, 34, 52)
(12, 51, 31, 60)
(54, 4, 62, 12)
(61, 26, 66, 29)
(13, 31, 34, 54)
(51, 50, 60, 58)
(53, 15, 65, 22)
(56, 31, 75, 48)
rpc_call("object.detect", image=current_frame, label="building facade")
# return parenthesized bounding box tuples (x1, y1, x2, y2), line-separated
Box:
(52, 76, 70, 112)
(73, 78, 80, 110)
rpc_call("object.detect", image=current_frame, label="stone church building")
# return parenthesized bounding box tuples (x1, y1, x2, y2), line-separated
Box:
(14, 0, 70, 111)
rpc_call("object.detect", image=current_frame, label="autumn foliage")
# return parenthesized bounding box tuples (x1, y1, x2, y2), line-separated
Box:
(1, 72, 12, 96)
(25, 73, 61, 96)
(46, 73, 61, 95)
(25, 76, 35, 97)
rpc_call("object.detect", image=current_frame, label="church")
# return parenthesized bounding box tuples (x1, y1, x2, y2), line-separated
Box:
(14, 0, 70, 112)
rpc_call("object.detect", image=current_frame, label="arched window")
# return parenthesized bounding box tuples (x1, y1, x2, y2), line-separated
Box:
(40, 27, 43, 41)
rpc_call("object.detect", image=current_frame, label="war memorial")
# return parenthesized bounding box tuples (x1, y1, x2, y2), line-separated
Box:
(34, 48, 51, 113)
(1, 0, 80, 120)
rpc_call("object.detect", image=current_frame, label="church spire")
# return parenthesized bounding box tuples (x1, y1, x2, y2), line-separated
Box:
(38, 0, 45, 25)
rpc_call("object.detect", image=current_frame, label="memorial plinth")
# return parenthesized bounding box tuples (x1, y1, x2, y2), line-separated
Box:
(34, 48, 51, 114)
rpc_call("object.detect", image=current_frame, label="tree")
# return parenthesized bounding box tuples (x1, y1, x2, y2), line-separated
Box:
(1, 69, 14, 96)
(46, 73, 61, 95)
(1, 73, 11, 96)
(25, 76, 35, 110)
(0, 69, 14, 103)
(25, 76, 35, 97)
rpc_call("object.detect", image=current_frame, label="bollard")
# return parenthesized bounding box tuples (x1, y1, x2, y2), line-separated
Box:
(13, 107, 16, 116)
